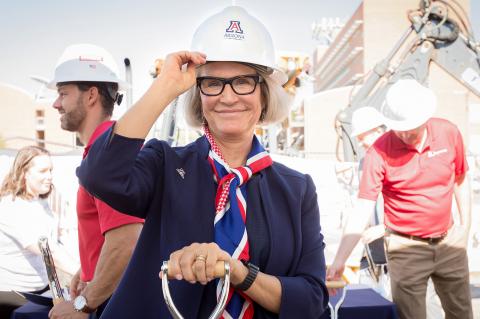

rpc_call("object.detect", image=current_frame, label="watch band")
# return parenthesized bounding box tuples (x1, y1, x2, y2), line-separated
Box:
(235, 260, 259, 291)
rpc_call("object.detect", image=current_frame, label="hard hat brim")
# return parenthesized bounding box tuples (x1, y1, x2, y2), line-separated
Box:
(47, 79, 130, 91)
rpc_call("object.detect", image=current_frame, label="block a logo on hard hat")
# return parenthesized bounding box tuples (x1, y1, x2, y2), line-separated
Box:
(225, 20, 244, 40)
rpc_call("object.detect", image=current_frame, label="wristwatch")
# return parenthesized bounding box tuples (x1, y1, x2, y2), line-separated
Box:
(235, 260, 259, 291)
(73, 295, 95, 313)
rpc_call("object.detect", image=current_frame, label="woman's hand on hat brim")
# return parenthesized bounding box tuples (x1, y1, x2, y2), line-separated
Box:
(156, 51, 207, 98)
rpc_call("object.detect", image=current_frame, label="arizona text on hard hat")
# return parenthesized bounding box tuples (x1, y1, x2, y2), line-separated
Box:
(190, 6, 287, 85)
(382, 79, 437, 131)
(350, 106, 386, 137)
(48, 43, 129, 90)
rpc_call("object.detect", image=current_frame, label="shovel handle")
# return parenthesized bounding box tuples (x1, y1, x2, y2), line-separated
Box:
(165, 260, 226, 279)
(161, 261, 230, 319)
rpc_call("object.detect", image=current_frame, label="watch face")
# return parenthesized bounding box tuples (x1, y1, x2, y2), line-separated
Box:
(74, 295, 87, 311)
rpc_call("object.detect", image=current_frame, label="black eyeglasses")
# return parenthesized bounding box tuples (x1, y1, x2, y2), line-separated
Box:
(196, 74, 263, 96)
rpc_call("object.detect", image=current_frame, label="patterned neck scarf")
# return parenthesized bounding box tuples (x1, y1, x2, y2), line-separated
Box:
(204, 125, 272, 319)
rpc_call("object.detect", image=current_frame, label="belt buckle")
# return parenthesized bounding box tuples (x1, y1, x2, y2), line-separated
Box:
(427, 235, 444, 244)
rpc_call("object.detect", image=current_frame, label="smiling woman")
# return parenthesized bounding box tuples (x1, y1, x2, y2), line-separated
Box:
(0, 146, 53, 200)
(76, 5, 328, 319)
(0, 146, 78, 317)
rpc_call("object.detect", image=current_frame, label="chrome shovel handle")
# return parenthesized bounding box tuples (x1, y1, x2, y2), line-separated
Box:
(161, 261, 230, 319)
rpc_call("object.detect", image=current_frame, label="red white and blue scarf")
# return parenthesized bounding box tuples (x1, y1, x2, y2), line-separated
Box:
(204, 125, 272, 319)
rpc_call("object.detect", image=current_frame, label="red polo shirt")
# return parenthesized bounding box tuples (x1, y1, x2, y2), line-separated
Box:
(77, 121, 144, 282)
(359, 118, 468, 237)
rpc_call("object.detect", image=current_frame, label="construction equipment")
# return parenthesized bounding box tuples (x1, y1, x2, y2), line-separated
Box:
(336, 0, 480, 161)
(124, 58, 133, 109)
(150, 58, 179, 145)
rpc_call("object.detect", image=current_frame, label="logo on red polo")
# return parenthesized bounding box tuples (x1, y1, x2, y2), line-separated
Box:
(427, 148, 447, 158)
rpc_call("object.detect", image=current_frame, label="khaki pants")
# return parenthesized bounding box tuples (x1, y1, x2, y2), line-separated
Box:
(385, 225, 473, 319)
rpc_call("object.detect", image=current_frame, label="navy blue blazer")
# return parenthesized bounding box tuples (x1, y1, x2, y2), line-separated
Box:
(77, 129, 328, 319)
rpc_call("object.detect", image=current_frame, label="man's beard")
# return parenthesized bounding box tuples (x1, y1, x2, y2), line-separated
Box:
(61, 96, 87, 132)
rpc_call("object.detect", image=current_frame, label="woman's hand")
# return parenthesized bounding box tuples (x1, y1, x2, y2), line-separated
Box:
(156, 51, 207, 98)
(162, 243, 283, 314)
(113, 50, 206, 139)
(162, 242, 247, 285)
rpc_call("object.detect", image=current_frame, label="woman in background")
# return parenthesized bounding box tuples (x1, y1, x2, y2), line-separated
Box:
(0, 146, 78, 316)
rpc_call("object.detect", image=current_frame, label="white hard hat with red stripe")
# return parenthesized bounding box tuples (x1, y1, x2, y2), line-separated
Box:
(48, 43, 129, 90)
(191, 6, 287, 85)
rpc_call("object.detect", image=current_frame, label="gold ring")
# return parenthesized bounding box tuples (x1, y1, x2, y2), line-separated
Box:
(195, 254, 207, 263)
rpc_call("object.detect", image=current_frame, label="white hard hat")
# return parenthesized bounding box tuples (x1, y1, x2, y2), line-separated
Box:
(48, 43, 129, 90)
(382, 79, 436, 131)
(191, 6, 287, 85)
(350, 106, 385, 137)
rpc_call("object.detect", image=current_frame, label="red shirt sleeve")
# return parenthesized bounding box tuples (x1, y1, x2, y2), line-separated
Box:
(358, 147, 385, 201)
(453, 127, 468, 177)
(94, 197, 144, 235)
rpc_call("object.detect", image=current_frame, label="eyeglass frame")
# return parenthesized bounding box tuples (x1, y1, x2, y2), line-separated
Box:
(196, 74, 264, 96)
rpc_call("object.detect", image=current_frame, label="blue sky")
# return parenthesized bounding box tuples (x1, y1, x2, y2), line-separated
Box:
(0, 0, 479, 105)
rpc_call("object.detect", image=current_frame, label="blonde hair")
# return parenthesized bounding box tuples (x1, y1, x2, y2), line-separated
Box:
(184, 63, 291, 128)
(0, 146, 52, 200)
